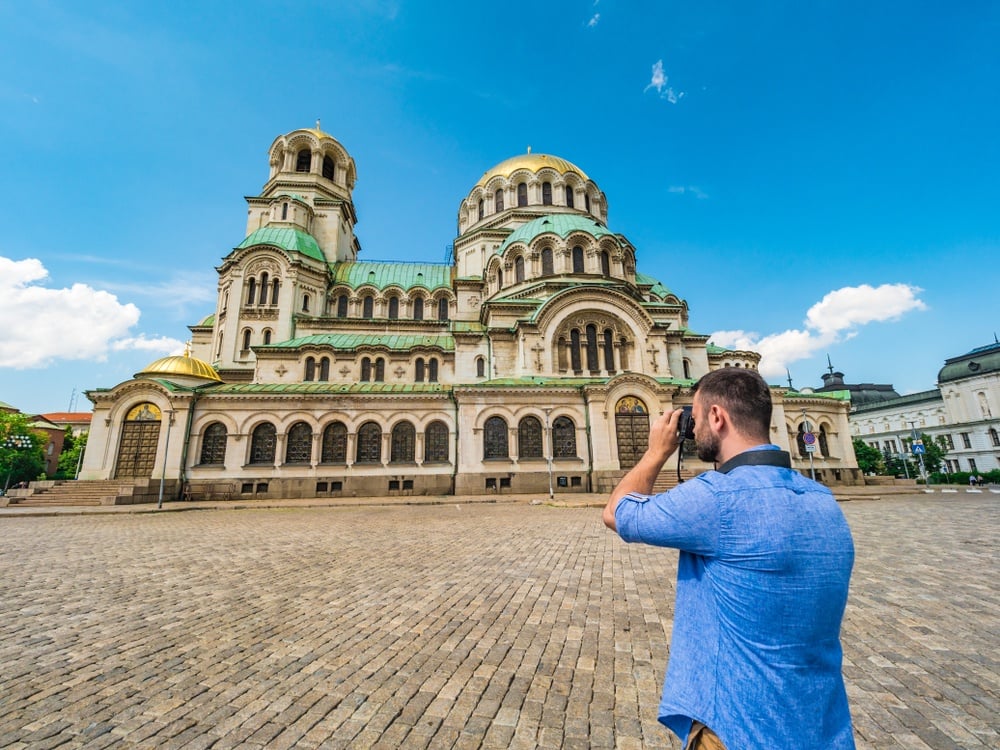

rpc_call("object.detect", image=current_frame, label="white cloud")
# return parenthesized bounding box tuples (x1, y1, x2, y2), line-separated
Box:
(645, 59, 685, 103)
(709, 283, 927, 378)
(110, 335, 185, 354)
(668, 185, 708, 199)
(587, 13, 600, 28)
(0, 256, 171, 369)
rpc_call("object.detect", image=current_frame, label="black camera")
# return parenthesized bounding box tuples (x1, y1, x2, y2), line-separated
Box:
(678, 406, 696, 441)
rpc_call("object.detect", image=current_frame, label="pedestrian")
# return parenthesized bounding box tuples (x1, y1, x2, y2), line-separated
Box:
(603, 368, 855, 749)
(969, 474, 977, 487)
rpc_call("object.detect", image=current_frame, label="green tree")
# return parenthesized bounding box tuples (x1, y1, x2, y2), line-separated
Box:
(901, 433, 949, 476)
(0, 412, 46, 489)
(57, 430, 89, 478)
(852, 438, 884, 474)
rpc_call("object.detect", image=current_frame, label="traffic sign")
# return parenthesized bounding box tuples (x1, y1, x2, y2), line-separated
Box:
(805, 444, 816, 453)
(803, 432, 816, 445)
(911, 441, 926, 455)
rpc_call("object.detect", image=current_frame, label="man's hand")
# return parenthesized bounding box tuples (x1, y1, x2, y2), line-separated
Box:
(604, 408, 684, 530)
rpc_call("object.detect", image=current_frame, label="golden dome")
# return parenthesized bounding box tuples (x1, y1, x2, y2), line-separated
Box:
(136, 352, 222, 383)
(475, 152, 589, 187)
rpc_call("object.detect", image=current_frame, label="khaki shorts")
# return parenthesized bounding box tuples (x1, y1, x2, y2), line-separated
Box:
(685, 721, 727, 750)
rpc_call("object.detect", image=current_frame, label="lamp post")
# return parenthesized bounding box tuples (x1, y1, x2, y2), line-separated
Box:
(543, 407, 554, 500)
(800, 409, 816, 481)
(908, 421, 927, 483)
(4, 433, 33, 492)
(157, 411, 176, 509)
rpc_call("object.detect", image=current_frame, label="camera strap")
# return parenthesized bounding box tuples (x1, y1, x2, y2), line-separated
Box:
(716, 449, 792, 474)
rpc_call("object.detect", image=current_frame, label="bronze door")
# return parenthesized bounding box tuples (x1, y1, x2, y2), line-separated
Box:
(115, 420, 160, 478)
(615, 396, 650, 469)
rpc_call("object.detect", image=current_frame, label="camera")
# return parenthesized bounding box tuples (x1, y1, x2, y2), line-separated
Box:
(678, 406, 695, 441)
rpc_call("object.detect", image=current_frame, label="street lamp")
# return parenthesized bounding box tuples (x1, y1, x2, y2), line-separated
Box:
(543, 407, 554, 500)
(4, 433, 33, 492)
(908, 421, 928, 483)
(800, 409, 816, 481)
(157, 411, 177, 509)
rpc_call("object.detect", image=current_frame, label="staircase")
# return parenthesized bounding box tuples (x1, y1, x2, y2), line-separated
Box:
(597, 466, 703, 494)
(7, 480, 148, 507)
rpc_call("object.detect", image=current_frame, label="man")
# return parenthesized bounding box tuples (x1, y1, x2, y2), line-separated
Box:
(603, 368, 855, 749)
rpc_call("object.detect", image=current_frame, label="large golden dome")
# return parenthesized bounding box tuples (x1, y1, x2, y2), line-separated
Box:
(136, 351, 222, 383)
(475, 152, 589, 187)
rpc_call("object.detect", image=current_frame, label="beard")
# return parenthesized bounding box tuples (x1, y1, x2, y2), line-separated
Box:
(695, 432, 721, 463)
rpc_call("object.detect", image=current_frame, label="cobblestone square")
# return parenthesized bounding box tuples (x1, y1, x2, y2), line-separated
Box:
(0, 495, 996, 748)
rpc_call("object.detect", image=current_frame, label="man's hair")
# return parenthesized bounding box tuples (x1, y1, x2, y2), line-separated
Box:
(692, 368, 772, 440)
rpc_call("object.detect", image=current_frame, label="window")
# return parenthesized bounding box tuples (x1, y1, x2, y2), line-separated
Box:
(362, 296, 374, 319)
(553, 417, 577, 458)
(584, 193, 591, 212)
(476, 357, 486, 378)
(295, 149, 311, 172)
(249, 423, 276, 464)
(943, 434, 955, 450)
(517, 183, 527, 207)
(271, 279, 279, 304)
(603, 329, 615, 372)
(541, 247, 554, 275)
(285, 422, 312, 464)
(361, 357, 372, 382)
(415, 358, 425, 382)
(413, 297, 424, 320)
(388, 297, 399, 319)
(484, 416, 508, 459)
(374, 357, 385, 382)
(390, 422, 415, 463)
(425, 421, 449, 462)
(356, 422, 382, 463)
(437, 297, 449, 321)
(302, 294, 310, 313)
(542, 182, 552, 205)
(263, 329, 272, 345)
(322, 155, 335, 180)
(570, 329, 582, 372)
(428, 358, 438, 382)
(683, 358, 691, 379)
(199, 422, 227, 465)
(819, 425, 830, 457)
(961, 432, 972, 449)
(337, 294, 349, 318)
(321, 421, 347, 463)
(304, 357, 316, 381)
(246, 278, 256, 305)
(515, 256, 525, 283)
(478, 199, 484, 220)
(242, 329, 252, 352)
(796, 423, 807, 458)
(496, 269, 503, 289)
(318, 357, 329, 381)
(518, 416, 543, 458)
(968, 458, 978, 471)
(281, 202, 288, 220)
(495, 188, 504, 212)
(990, 428, 999, 447)
(565, 186, 574, 208)
(572, 246, 585, 273)
(586, 325, 599, 372)
(259, 273, 269, 305)
(600, 251, 610, 276)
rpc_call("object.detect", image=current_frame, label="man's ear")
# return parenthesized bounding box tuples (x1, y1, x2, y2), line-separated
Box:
(708, 404, 727, 432)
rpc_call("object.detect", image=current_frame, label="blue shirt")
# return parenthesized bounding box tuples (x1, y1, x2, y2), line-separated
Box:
(614, 446, 855, 749)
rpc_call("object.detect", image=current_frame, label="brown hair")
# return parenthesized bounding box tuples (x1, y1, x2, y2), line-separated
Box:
(693, 368, 772, 441)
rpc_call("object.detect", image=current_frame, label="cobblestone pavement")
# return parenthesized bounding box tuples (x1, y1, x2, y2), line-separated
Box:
(0, 495, 996, 749)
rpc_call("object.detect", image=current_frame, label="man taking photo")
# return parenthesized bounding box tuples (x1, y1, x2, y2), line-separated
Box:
(604, 368, 855, 749)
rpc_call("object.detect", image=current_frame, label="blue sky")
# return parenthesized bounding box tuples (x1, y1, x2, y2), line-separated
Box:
(0, 1, 996, 415)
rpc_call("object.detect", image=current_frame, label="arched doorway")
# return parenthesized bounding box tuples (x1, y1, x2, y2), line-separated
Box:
(114, 402, 162, 478)
(615, 396, 649, 469)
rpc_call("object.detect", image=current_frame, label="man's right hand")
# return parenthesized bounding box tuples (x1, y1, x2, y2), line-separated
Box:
(647, 408, 684, 464)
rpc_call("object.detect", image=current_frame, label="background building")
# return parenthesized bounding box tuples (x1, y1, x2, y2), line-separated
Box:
(80, 126, 860, 499)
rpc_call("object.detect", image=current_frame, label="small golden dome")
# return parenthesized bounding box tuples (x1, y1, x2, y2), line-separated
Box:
(475, 152, 589, 187)
(136, 351, 222, 383)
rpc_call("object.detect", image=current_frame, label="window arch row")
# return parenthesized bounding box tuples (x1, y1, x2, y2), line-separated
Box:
(331, 287, 453, 321)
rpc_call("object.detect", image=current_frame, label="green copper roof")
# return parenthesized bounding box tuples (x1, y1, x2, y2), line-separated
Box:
(635, 272, 672, 299)
(262, 334, 455, 352)
(784, 389, 853, 402)
(331, 261, 452, 292)
(498, 214, 614, 253)
(195, 313, 215, 327)
(237, 227, 325, 262)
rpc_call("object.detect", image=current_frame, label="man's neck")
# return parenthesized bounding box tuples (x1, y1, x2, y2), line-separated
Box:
(715, 438, 771, 467)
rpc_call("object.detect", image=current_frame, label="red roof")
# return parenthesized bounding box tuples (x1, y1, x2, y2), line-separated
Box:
(40, 412, 93, 424)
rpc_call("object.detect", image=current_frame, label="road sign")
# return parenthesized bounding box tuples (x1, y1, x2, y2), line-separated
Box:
(912, 440, 926, 455)
(805, 444, 816, 453)
(803, 432, 816, 445)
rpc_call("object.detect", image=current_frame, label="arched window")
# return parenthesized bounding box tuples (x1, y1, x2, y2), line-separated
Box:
(302, 294, 310, 313)
(517, 183, 527, 207)
(318, 357, 330, 381)
(390, 422, 415, 463)
(374, 358, 385, 382)
(295, 149, 311, 172)
(249, 423, 276, 464)
(586, 324, 599, 372)
(553, 417, 577, 458)
(337, 294, 349, 318)
(428, 358, 438, 382)
(557, 336, 568, 371)
(271, 279, 279, 304)
(518, 416, 543, 458)
(362, 296, 374, 319)
(484, 416, 508, 459)
(542, 182, 552, 205)
(683, 358, 691, 379)
(425, 421, 449, 462)
(570, 329, 582, 372)
(437, 297, 449, 321)
(361, 357, 372, 382)
(819, 425, 830, 458)
(263, 329, 272, 345)
(515, 256, 525, 283)
(796, 423, 808, 458)
(603, 329, 615, 372)
(572, 246, 585, 273)
(199, 422, 227, 465)
(281, 202, 288, 220)
(242, 329, 252, 352)
(259, 272, 269, 305)
(320, 421, 347, 463)
(285, 422, 312, 464)
(496, 269, 503, 290)
(600, 251, 610, 276)
(584, 193, 591, 212)
(478, 199, 484, 220)
(495, 188, 504, 212)
(322, 155, 335, 180)
(476, 357, 486, 378)
(565, 186, 574, 208)
(415, 358, 425, 382)
(991, 427, 1000, 447)
(246, 278, 256, 305)
(541, 247, 554, 275)
(388, 297, 399, 319)
(356, 422, 382, 463)
(304, 357, 316, 381)
(413, 297, 424, 320)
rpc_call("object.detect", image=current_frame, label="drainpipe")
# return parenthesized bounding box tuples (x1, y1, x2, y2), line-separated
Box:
(449, 387, 459, 495)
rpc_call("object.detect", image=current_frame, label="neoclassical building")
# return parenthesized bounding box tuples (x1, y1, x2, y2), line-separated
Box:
(82, 126, 861, 499)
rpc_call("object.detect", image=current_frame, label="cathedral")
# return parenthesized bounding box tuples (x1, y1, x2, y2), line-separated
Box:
(81, 125, 861, 499)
